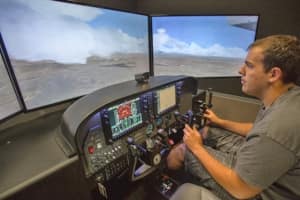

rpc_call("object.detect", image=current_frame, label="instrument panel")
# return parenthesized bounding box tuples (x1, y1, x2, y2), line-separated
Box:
(58, 76, 197, 183)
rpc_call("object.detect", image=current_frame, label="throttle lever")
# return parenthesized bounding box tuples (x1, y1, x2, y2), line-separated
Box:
(127, 137, 147, 154)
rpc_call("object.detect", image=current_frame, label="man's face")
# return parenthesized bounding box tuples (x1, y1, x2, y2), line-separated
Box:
(239, 47, 270, 99)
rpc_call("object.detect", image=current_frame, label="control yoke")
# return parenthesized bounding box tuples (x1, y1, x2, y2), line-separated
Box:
(126, 89, 213, 182)
(174, 88, 213, 129)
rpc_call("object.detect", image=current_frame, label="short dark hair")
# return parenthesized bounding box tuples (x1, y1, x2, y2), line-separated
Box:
(248, 35, 300, 84)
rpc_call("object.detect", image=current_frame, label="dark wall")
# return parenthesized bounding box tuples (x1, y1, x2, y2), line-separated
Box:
(197, 77, 244, 97)
(69, 0, 300, 39)
(67, 0, 137, 12)
(136, 0, 300, 39)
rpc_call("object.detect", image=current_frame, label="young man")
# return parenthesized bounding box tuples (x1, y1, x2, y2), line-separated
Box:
(168, 35, 300, 200)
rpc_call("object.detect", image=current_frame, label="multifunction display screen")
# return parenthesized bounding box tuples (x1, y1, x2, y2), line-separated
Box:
(157, 85, 176, 114)
(107, 97, 143, 139)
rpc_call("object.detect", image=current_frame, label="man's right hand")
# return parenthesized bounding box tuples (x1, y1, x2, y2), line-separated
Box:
(204, 109, 222, 126)
(204, 109, 253, 136)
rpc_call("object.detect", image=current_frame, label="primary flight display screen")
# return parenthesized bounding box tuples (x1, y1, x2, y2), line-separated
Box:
(156, 85, 176, 114)
(107, 97, 143, 139)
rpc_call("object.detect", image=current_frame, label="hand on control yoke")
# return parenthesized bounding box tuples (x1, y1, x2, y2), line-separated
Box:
(203, 109, 222, 126)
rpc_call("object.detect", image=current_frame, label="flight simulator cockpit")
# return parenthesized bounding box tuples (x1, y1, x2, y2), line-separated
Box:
(0, 1, 262, 199)
(57, 75, 213, 199)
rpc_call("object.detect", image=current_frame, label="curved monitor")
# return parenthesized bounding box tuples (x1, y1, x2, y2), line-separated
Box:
(0, 0, 149, 110)
(152, 15, 259, 77)
(0, 49, 21, 121)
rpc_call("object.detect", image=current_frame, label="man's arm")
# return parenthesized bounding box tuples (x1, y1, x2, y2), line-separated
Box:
(215, 119, 253, 137)
(204, 109, 253, 136)
(183, 125, 262, 199)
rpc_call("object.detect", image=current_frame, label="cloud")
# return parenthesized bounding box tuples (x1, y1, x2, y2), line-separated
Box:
(153, 28, 247, 58)
(16, 0, 103, 21)
(0, 0, 147, 64)
(91, 29, 147, 57)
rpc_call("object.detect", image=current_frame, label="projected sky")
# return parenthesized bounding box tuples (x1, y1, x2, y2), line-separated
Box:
(0, 0, 148, 64)
(153, 16, 257, 58)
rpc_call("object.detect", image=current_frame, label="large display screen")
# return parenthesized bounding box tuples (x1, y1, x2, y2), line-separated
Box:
(0, 0, 149, 109)
(0, 51, 21, 120)
(152, 15, 259, 77)
(107, 97, 143, 139)
(156, 85, 176, 114)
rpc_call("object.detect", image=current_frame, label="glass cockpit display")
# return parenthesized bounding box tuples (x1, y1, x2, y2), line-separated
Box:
(156, 85, 176, 114)
(107, 97, 143, 139)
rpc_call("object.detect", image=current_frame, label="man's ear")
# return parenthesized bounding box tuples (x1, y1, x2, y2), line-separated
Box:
(269, 67, 282, 82)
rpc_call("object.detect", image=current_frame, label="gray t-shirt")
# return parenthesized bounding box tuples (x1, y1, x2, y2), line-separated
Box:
(234, 86, 300, 200)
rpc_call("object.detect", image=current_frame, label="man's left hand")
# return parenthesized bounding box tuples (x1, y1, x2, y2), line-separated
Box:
(183, 124, 203, 150)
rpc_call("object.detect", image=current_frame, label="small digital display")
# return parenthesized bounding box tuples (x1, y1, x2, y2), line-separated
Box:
(157, 85, 176, 114)
(107, 97, 143, 139)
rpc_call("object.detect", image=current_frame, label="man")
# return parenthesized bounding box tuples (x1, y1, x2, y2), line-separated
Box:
(168, 35, 300, 200)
